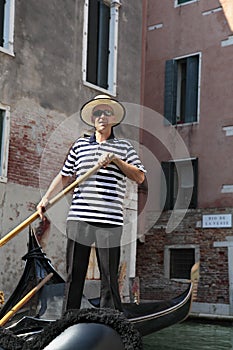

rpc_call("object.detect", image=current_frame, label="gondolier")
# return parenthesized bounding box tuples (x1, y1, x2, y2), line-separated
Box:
(37, 94, 146, 312)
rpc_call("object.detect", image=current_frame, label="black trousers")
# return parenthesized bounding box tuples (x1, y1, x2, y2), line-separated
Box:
(63, 220, 123, 312)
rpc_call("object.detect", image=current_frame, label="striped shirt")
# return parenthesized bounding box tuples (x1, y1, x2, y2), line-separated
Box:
(61, 132, 146, 226)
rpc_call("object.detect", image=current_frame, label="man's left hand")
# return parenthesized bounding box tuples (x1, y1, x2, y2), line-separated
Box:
(98, 152, 115, 168)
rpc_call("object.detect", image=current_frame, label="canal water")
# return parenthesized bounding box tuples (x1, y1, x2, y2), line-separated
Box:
(143, 320, 233, 349)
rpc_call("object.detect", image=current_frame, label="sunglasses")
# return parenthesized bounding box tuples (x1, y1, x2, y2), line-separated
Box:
(92, 109, 113, 117)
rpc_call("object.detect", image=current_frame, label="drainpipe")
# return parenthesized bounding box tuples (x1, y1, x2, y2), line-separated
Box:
(108, 0, 121, 96)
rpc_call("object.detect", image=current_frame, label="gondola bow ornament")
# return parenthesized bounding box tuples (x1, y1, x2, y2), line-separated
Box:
(0, 273, 53, 327)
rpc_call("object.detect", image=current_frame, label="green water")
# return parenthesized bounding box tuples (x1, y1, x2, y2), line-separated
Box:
(143, 321, 233, 349)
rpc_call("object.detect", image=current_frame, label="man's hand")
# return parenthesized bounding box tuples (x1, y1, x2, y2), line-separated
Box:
(98, 152, 115, 168)
(36, 173, 70, 219)
(98, 152, 145, 184)
(37, 197, 49, 219)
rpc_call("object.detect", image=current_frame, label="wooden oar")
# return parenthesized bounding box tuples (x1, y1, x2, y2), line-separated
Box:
(0, 273, 53, 327)
(0, 153, 114, 247)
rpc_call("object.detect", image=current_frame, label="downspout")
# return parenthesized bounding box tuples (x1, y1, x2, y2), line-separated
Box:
(108, 0, 121, 96)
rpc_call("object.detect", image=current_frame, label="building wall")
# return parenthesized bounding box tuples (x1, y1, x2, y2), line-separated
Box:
(144, 0, 233, 208)
(0, 0, 143, 302)
(137, 0, 233, 316)
(137, 209, 230, 300)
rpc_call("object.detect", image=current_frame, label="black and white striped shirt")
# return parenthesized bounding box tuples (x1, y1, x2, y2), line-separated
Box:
(61, 132, 146, 226)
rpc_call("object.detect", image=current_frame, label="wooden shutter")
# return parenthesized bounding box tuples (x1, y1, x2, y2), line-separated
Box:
(185, 56, 199, 123)
(164, 60, 177, 125)
(97, 2, 110, 89)
(86, 0, 99, 85)
(161, 162, 174, 210)
(86, 0, 110, 89)
(189, 158, 198, 209)
(178, 0, 190, 4)
(0, 111, 4, 168)
(0, 0, 5, 47)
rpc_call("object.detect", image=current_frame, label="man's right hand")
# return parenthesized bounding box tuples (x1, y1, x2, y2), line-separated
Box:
(37, 197, 49, 219)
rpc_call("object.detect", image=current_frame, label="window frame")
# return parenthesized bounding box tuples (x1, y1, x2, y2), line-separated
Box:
(164, 244, 200, 282)
(0, 0, 15, 56)
(174, 0, 199, 7)
(82, 0, 121, 96)
(164, 52, 201, 126)
(0, 103, 10, 182)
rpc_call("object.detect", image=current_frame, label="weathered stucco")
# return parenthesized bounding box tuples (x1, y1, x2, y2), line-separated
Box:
(0, 0, 143, 303)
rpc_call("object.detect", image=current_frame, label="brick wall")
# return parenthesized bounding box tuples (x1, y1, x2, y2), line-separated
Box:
(136, 208, 232, 304)
(8, 109, 57, 188)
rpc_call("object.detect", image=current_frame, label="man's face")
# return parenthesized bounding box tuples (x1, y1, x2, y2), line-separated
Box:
(92, 104, 116, 131)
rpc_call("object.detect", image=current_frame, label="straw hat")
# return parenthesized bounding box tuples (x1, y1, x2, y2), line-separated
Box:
(80, 95, 125, 127)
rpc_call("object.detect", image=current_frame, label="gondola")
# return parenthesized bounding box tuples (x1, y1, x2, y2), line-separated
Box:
(0, 228, 199, 349)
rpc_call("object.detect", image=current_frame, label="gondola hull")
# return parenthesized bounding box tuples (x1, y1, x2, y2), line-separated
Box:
(126, 285, 193, 336)
(0, 230, 198, 349)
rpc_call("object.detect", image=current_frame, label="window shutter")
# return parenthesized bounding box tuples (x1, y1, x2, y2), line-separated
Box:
(0, 110, 4, 167)
(189, 159, 198, 209)
(97, 2, 110, 89)
(0, 0, 5, 47)
(86, 0, 99, 85)
(164, 60, 177, 125)
(161, 162, 174, 210)
(178, 0, 191, 4)
(185, 56, 199, 123)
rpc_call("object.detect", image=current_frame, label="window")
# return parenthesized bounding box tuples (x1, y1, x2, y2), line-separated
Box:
(168, 247, 195, 279)
(0, 104, 10, 181)
(178, 0, 192, 4)
(0, 0, 15, 55)
(161, 158, 198, 210)
(175, 0, 197, 6)
(83, 0, 120, 95)
(164, 54, 200, 125)
(164, 245, 199, 280)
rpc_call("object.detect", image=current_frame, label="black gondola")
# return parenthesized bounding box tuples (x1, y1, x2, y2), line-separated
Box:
(0, 227, 65, 323)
